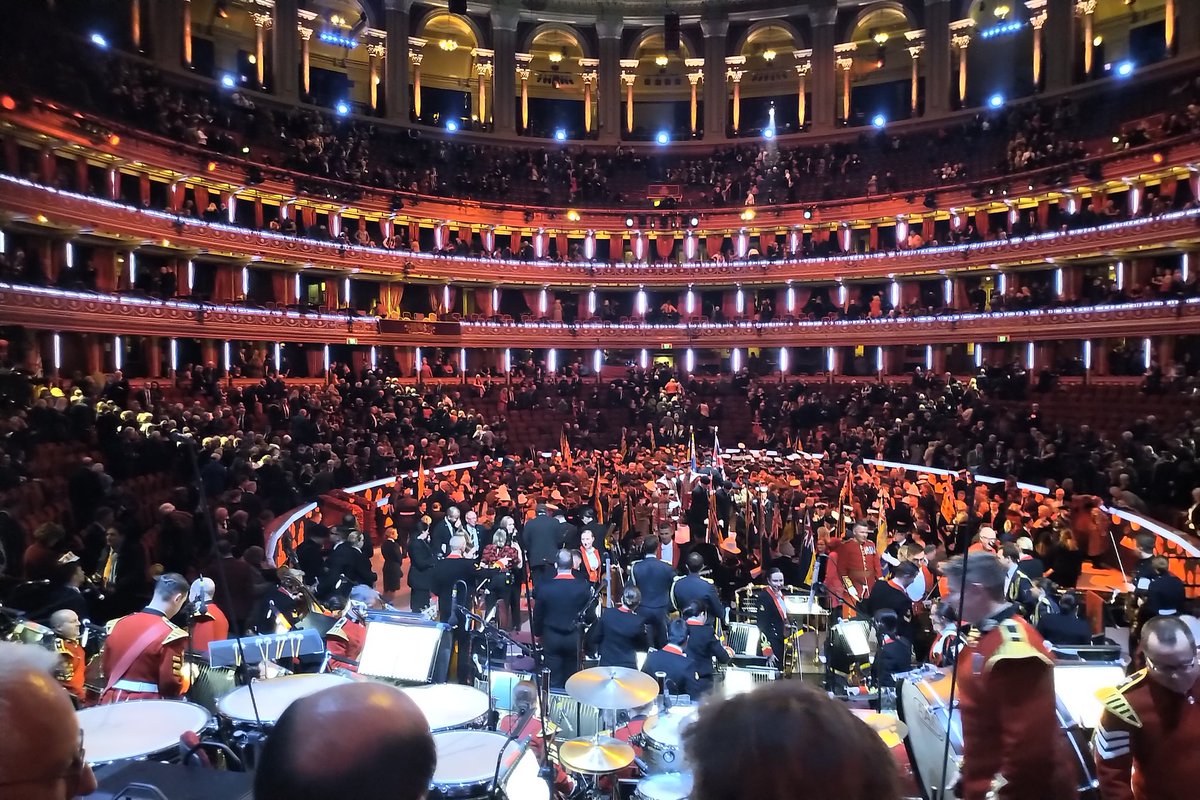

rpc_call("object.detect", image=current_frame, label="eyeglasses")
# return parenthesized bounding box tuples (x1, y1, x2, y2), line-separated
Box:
(1145, 653, 1199, 679)
(0, 730, 87, 789)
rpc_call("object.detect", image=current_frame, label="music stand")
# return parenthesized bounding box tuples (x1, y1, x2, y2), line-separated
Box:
(357, 616, 452, 684)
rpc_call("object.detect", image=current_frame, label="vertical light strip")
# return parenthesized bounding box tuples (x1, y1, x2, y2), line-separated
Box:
(492, 287, 500, 311)
(685, 348, 695, 373)
(223, 341, 232, 371)
(640, 348, 649, 370)
(686, 288, 695, 315)
(294, 273, 301, 302)
(1116, 261, 1125, 290)
(187, 260, 195, 291)
(1143, 338, 1152, 370)
(837, 284, 847, 306)
(997, 272, 1007, 294)
(415, 347, 422, 373)
(242, 267, 250, 296)
(459, 347, 466, 372)
(113, 335, 123, 371)
(171, 339, 179, 372)
(273, 341, 281, 369)
(442, 284, 450, 311)
(974, 343, 983, 368)
(943, 277, 953, 306)
(731, 348, 741, 373)
(504, 348, 512, 373)
(588, 289, 597, 314)
(344, 278, 352, 306)
(64, 243, 74, 269)
(52, 333, 61, 370)
(323, 344, 330, 372)
(735, 287, 745, 314)
(779, 347, 789, 373)
(826, 346, 836, 372)
(786, 285, 795, 312)
(370, 346, 378, 370)
(889, 280, 900, 307)
(227, 195, 237, 223)
(1183, 252, 1191, 282)
(540, 288, 548, 314)
(925, 345, 933, 371)
(0, 230, 6, 253)
(593, 348, 602, 374)
(875, 346, 884, 373)
(548, 348, 557, 373)
(1054, 268, 1063, 297)
(1083, 340, 1092, 370)
(637, 287, 647, 315)
(129, 252, 137, 285)
(1026, 341, 1035, 369)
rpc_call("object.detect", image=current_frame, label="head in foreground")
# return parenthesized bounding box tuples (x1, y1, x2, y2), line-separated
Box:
(254, 681, 436, 800)
(683, 681, 900, 800)
(0, 642, 97, 799)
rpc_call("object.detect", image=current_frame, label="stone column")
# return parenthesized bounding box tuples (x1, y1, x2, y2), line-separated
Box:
(410, 41, 426, 121)
(472, 50, 494, 126)
(367, 44, 385, 111)
(949, 21, 974, 106)
(181, 0, 192, 68)
(384, 0, 412, 122)
(793, 53, 811, 127)
(251, 12, 272, 89)
(1044, 0, 1076, 90)
(272, 0, 299, 102)
(516, 57, 533, 132)
(685, 58, 704, 134)
(923, 0, 952, 115)
(907, 43, 923, 115)
(808, 7, 837, 131)
(725, 57, 745, 134)
(620, 61, 639, 134)
(1076, 0, 1096, 78)
(835, 46, 855, 122)
(1026, 1, 1047, 88)
(491, 5, 519, 135)
(580, 59, 599, 135)
(700, 17, 729, 140)
(596, 17, 623, 144)
(131, 0, 143, 51)
(299, 25, 313, 95)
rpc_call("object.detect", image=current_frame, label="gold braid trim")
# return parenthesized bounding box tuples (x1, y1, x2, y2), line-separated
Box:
(1096, 669, 1147, 729)
(983, 619, 1053, 672)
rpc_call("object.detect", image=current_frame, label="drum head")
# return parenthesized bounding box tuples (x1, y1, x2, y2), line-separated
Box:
(643, 706, 698, 747)
(78, 700, 211, 765)
(431, 731, 517, 787)
(636, 772, 695, 800)
(402, 684, 491, 731)
(217, 673, 350, 725)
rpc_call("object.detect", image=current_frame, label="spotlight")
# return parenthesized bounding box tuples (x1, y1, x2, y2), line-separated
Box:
(206, 161, 218, 172)
(107, 134, 120, 147)
(566, 210, 580, 222)
(446, 120, 459, 132)
(988, 93, 1005, 109)
(90, 32, 109, 49)
(764, 128, 775, 140)
(335, 100, 351, 116)
(1152, 152, 1164, 164)
(1115, 61, 1134, 77)
(625, 216, 635, 228)
(871, 114, 887, 129)
(803, 206, 815, 220)
(216, 1, 230, 19)
(689, 216, 700, 227)
(220, 74, 237, 90)
(655, 131, 670, 145)
(241, 146, 250, 154)
(0, 95, 15, 111)
(554, 129, 567, 142)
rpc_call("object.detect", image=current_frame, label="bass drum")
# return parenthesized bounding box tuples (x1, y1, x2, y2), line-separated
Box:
(897, 666, 1101, 800)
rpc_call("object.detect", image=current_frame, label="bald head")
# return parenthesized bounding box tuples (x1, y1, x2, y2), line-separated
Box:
(254, 682, 435, 800)
(0, 642, 96, 798)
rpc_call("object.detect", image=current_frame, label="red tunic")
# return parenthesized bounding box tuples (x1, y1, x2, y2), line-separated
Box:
(1094, 669, 1200, 800)
(55, 636, 87, 703)
(325, 617, 367, 672)
(824, 539, 882, 608)
(99, 611, 189, 704)
(189, 606, 230, 657)
(956, 610, 1077, 800)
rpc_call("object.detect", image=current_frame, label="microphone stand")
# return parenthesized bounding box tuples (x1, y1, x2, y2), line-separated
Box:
(536, 667, 553, 794)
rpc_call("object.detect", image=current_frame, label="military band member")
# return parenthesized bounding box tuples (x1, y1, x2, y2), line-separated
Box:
(49, 609, 86, 704)
(326, 585, 383, 672)
(187, 577, 230, 656)
(756, 568, 789, 668)
(825, 523, 883, 619)
(99, 573, 190, 704)
(941, 554, 1076, 800)
(1094, 615, 1200, 800)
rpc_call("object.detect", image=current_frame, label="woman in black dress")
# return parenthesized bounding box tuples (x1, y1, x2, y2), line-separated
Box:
(381, 526, 404, 605)
(407, 519, 437, 614)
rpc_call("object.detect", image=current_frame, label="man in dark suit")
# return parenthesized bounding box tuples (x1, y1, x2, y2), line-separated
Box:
(431, 535, 482, 683)
(682, 603, 731, 697)
(406, 524, 437, 613)
(862, 561, 918, 642)
(686, 475, 712, 544)
(755, 567, 789, 667)
(587, 585, 649, 670)
(555, 508, 580, 552)
(294, 524, 329, 589)
(671, 552, 725, 626)
(430, 507, 463, 558)
(521, 505, 564, 591)
(631, 538, 676, 649)
(641, 619, 703, 698)
(318, 527, 376, 600)
(1000, 543, 1037, 617)
(1014, 536, 1045, 582)
(579, 507, 608, 552)
(1035, 591, 1093, 646)
(533, 550, 596, 687)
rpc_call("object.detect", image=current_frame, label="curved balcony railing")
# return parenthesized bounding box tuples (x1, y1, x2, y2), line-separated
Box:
(5, 282, 1198, 349)
(4, 175, 1200, 288)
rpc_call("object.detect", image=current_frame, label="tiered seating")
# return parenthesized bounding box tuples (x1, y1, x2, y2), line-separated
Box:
(1024, 384, 1200, 436)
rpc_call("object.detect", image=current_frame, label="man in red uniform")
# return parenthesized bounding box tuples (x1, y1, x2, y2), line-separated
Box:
(941, 553, 1077, 800)
(325, 585, 382, 672)
(825, 522, 882, 619)
(187, 577, 230, 656)
(49, 609, 87, 704)
(1094, 615, 1200, 800)
(99, 573, 190, 704)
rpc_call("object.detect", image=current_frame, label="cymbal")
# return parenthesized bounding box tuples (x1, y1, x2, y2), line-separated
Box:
(565, 667, 659, 709)
(558, 736, 636, 774)
(852, 710, 909, 749)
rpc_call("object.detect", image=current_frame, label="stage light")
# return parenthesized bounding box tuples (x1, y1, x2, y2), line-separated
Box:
(871, 114, 887, 129)
(1115, 61, 1134, 77)
(656, 131, 670, 145)
(625, 216, 634, 228)
(335, 100, 351, 116)
(554, 129, 567, 141)
(689, 216, 700, 227)
(988, 93, 1004, 109)
(446, 120, 459, 132)
(764, 128, 774, 140)
(566, 210, 580, 222)
(90, 33, 109, 49)
(220, 74, 237, 89)
(803, 207, 814, 220)
(0, 96, 15, 111)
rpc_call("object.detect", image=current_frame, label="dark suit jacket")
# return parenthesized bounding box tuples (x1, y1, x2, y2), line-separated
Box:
(671, 573, 725, 622)
(862, 580, 916, 641)
(641, 647, 703, 697)
(294, 539, 326, 586)
(431, 555, 481, 624)
(406, 537, 437, 591)
(319, 542, 375, 596)
(683, 621, 730, 678)
(587, 607, 648, 669)
(522, 515, 564, 568)
(533, 574, 595, 637)
(1016, 557, 1045, 581)
(1036, 612, 1093, 646)
(631, 557, 676, 612)
(755, 587, 787, 652)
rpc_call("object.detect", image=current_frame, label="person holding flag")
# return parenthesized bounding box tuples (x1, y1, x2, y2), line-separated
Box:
(560, 426, 573, 468)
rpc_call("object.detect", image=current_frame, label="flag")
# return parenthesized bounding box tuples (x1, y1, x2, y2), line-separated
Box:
(711, 429, 724, 475)
(800, 511, 817, 586)
(649, 426, 656, 451)
(689, 428, 698, 472)
(619, 427, 628, 459)
(940, 479, 957, 525)
(561, 426, 573, 467)
(415, 459, 426, 508)
(591, 467, 605, 524)
(837, 471, 852, 540)
(875, 498, 890, 555)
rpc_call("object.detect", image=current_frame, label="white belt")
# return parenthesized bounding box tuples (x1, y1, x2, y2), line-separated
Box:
(112, 679, 159, 694)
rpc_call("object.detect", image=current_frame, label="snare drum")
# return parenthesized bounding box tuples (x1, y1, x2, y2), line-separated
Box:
(402, 684, 491, 731)
(634, 772, 694, 800)
(640, 706, 698, 775)
(429, 730, 520, 799)
(78, 700, 212, 766)
(217, 673, 351, 727)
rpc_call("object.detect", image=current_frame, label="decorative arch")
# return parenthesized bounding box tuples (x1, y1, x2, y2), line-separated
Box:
(963, 0, 1030, 25)
(733, 20, 805, 56)
(841, 1, 919, 43)
(415, 10, 486, 50)
(523, 22, 593, 59)
(627, 26, 699, 62)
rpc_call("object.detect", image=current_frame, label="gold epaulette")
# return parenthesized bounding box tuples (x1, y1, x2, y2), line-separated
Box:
(105, 617, 123, 635)
(162, 625, 189, 646)
(326, 617, 350, 641)
(984, 619, 1053, 672)
(1096, 669, 1147, 729)
(54, 637, 70, 654)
